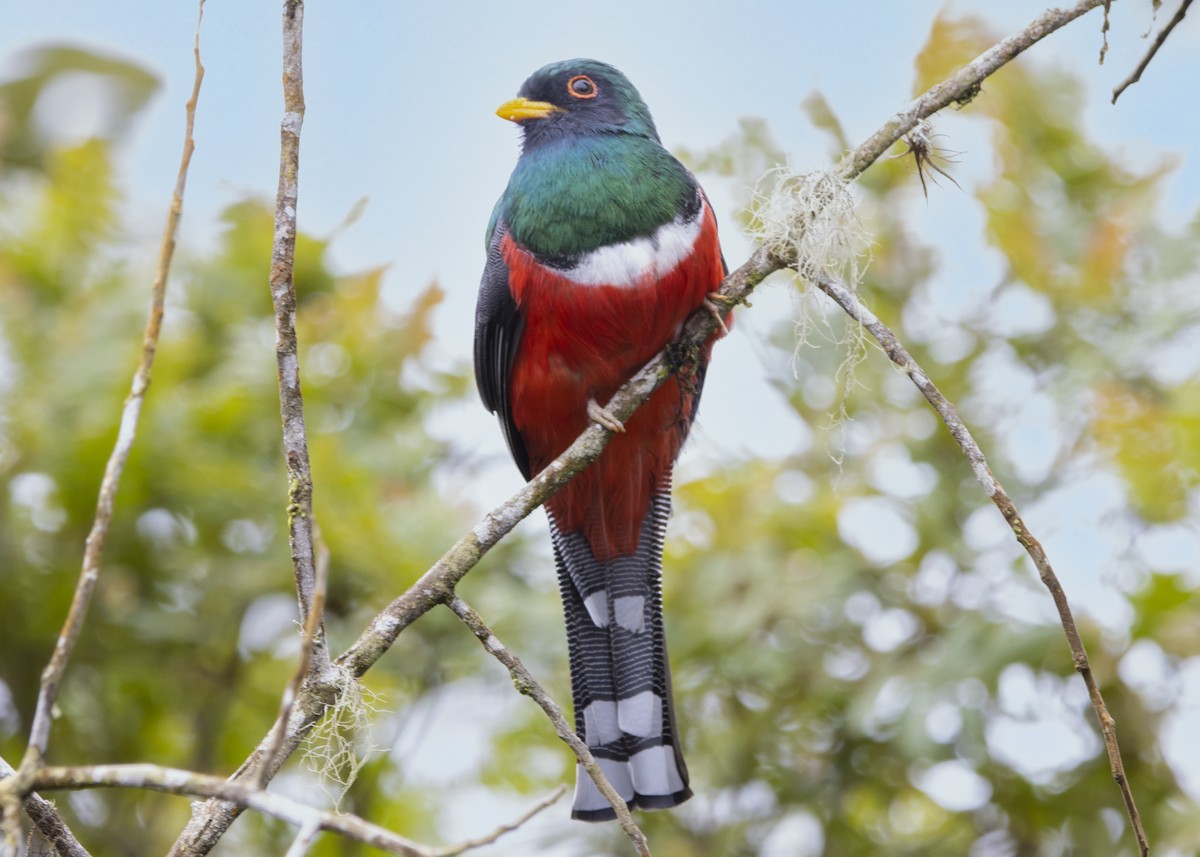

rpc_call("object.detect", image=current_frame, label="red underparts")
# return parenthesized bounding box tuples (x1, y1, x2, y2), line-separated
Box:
(503, 207, 726, 561)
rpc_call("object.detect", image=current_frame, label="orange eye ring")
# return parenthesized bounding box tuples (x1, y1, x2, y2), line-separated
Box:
(567, 75, 599, 99)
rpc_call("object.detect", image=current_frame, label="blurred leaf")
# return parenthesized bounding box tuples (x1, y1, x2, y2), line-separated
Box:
(0, 44, 159, 169)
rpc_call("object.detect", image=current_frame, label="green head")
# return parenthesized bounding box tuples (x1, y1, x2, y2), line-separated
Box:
(494, 59, 696, 258)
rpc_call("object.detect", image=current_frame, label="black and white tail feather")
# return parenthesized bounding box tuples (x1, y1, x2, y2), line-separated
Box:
(549, 486, 691, 821)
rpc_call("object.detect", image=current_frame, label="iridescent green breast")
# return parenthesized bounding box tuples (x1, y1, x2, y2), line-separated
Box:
(500, 133, 697, 262)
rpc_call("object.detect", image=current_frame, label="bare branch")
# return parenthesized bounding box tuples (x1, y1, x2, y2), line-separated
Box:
(810, 272, 1149, 857)
(3, 10, 206, 840)
(1099, 0, 1113, 63)
(839, 0, 1111, 183)
(168, 683, 329, 855)
(167, 5, 327, 850)
(282, 820, 321, 857)
(430, 786, 567, 857)
(446, 597, 649, 856)
(19, 0, 206, 772)
(259, 537, 330, 789)
(17, 797, 89, 857)
(1112, 0, 1193, 102)
(268, 0, 329, 675)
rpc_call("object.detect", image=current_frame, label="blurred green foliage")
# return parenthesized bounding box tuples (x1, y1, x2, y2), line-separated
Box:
(2, 13, 1200, 857)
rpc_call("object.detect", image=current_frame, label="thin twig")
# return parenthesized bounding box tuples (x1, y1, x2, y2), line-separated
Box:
(810, 272, 1149, 857)
(168, 5, 325, 849)
(166, 3, 1117, 853)
(1112, 0, 1192, 102)
(839, 0, 1111, 183)
(258, 537, 330, 789)
(431, 786, 567, 857)
(282, 819, 322, 857)
(268, 0, 328, 675)
(446, 597, 650, 856)
(1099, 0, 1113, 63)
(19, 0, 206, 772)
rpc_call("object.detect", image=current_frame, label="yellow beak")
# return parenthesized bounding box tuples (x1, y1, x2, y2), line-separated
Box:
(496, 97, 560, 122)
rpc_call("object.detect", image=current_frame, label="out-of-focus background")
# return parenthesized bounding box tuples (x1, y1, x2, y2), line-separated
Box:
(2, 2, 1199, 854)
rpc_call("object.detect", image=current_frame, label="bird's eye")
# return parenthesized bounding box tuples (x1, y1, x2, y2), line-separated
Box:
(567, 75, 598, 99)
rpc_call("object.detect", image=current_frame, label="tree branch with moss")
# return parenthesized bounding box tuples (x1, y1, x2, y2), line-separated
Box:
(166, 2, 1149, 856)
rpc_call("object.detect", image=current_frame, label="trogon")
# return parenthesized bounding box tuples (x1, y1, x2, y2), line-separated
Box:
(473, 59, 728, 821)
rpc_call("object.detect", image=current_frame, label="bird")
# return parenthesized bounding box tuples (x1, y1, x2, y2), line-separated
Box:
(474, 58, 728, 822)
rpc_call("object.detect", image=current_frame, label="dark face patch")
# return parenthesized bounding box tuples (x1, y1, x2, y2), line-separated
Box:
(517, 66, 628, 131)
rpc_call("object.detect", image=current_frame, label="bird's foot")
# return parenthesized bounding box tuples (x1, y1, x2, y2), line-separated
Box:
(703, 293, 732, 336)
(587, 398, 626, 433)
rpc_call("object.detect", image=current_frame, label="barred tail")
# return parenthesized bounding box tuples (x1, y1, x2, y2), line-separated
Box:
(549, 491, 691, 822)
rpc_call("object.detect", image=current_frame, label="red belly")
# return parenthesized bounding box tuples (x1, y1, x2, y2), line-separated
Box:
(503, 209, 725, 560)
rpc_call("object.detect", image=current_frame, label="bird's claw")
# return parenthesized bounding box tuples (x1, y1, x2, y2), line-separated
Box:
(703, 294, 731, 336)
(587, 398, 626, 433)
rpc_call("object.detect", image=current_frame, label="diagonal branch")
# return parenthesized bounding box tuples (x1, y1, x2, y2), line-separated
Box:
(1111, 0, 1193, 103)
(282, 820, 322, 857)
(166, 2, 1120, 854)
(337, 244, 780, 681)
(446, 597, 650, 857)
(430, 785, 566, 857)
(17, 0, 206, 774)
(17, 796, 90, 857)
(838, 0, 1111, 182)
(810, 272, 1148, 857)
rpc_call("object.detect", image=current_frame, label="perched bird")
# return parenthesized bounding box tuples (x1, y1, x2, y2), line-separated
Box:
(474, 59, 728, 821)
